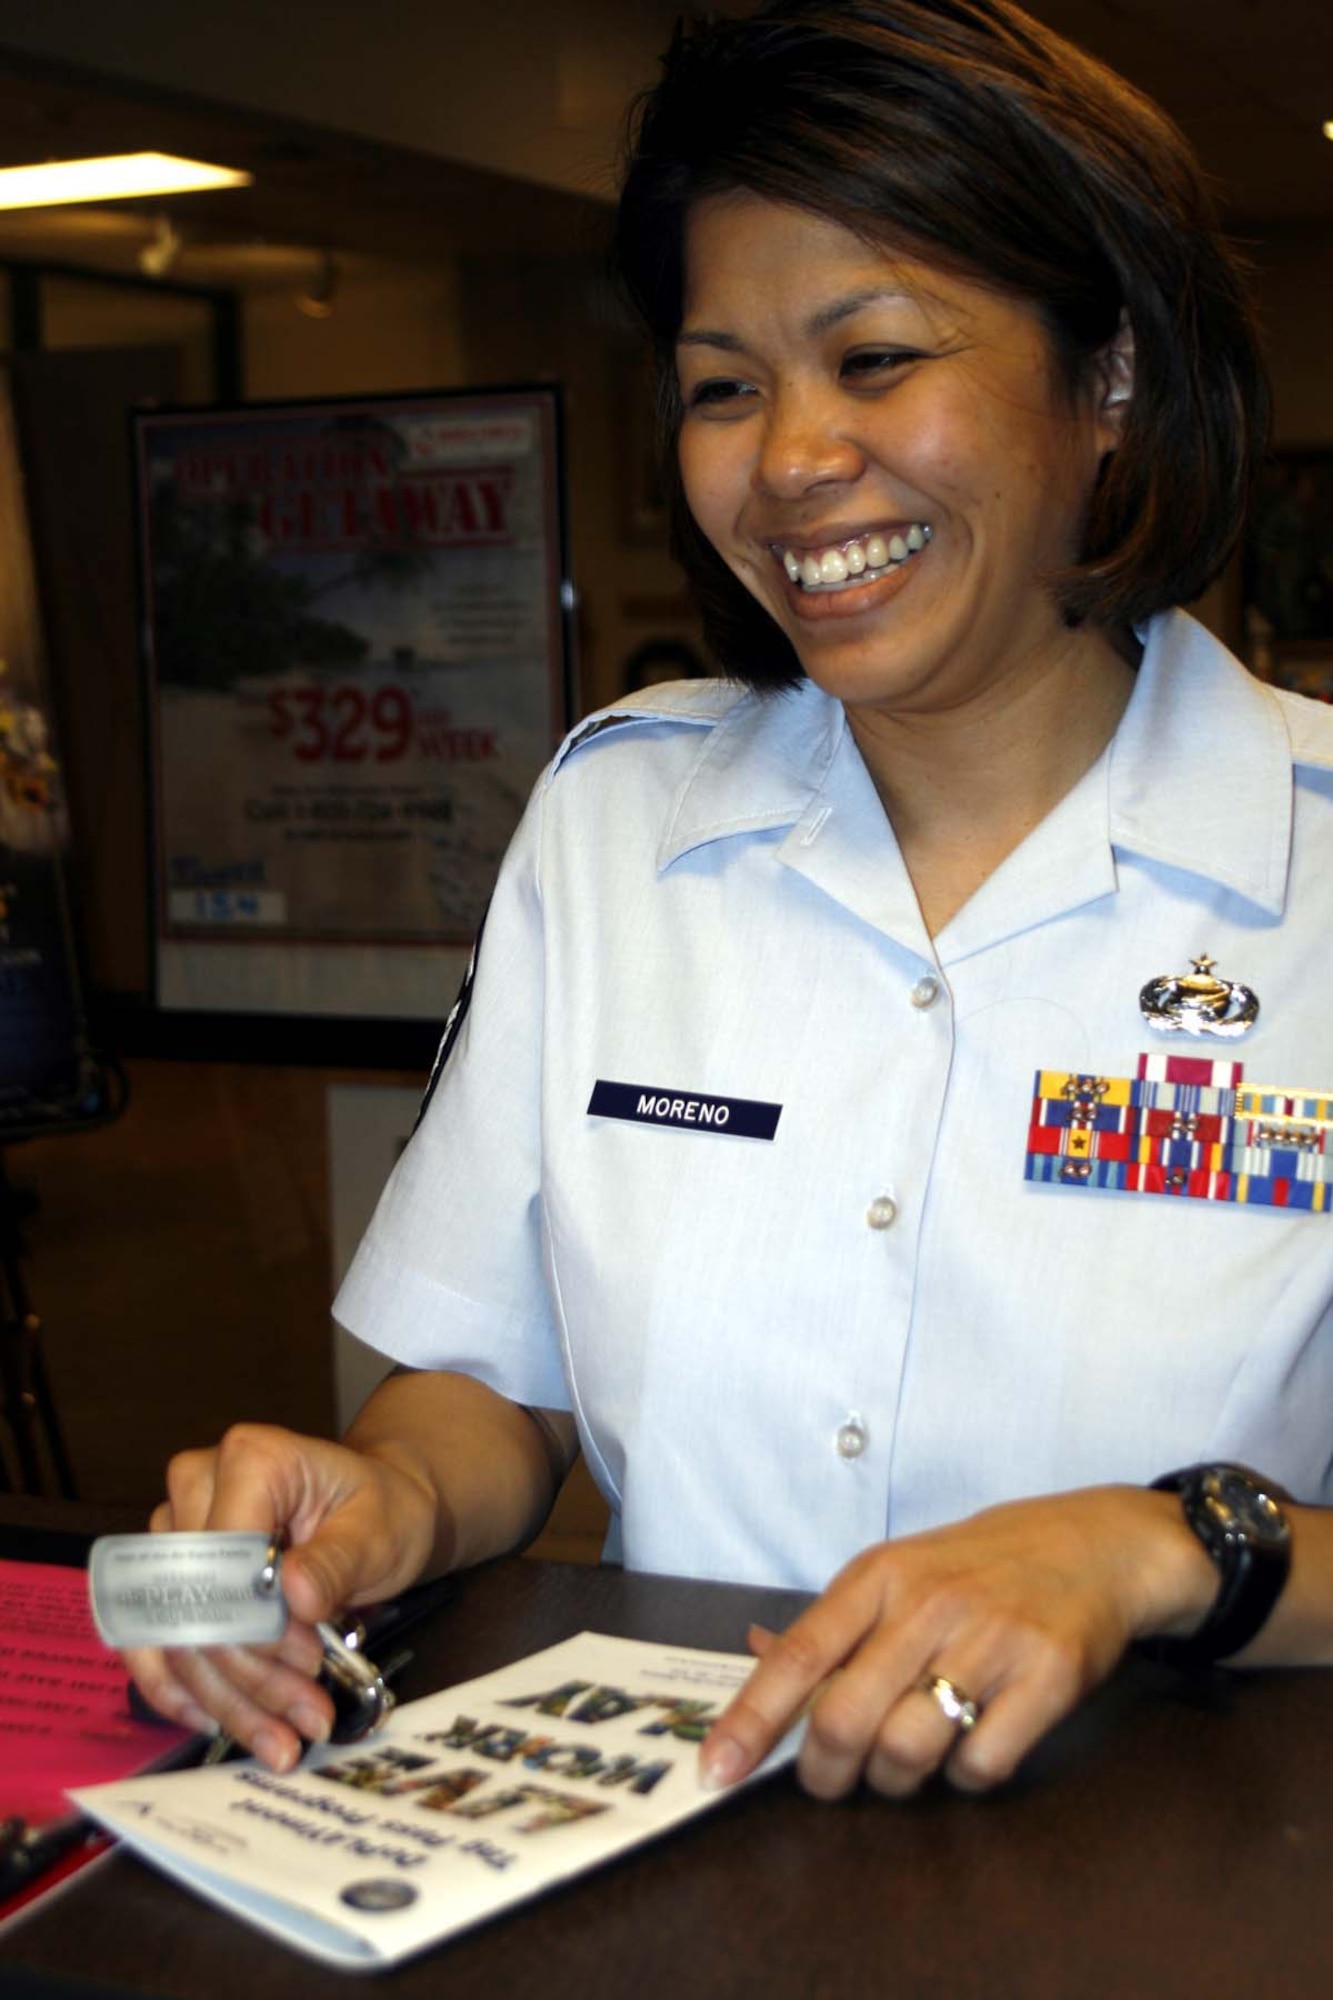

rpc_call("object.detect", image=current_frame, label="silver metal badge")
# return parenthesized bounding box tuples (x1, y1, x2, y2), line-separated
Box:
(1139, 955, 1259, 1040)
(89, 1532, 289, 1650)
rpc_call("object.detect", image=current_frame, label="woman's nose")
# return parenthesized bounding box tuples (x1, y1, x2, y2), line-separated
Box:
(754, 388, 864, 498)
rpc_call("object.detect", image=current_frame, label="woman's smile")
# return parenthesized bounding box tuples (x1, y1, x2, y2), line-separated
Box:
(772, 522, 932, 618)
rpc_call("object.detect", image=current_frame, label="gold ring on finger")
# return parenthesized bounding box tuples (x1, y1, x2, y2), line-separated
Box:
(918, 1673, 980, 1734)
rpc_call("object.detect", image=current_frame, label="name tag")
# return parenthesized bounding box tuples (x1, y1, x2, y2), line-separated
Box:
(587, 1079, 781, 1141)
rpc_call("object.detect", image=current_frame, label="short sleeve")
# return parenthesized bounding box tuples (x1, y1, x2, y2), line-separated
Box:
(332, 781, 568, 1410)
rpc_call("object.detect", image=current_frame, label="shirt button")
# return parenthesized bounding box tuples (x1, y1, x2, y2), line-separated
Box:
(866, 1195, 897, 1230)
(835, 1418, 868, 1460)
(910, 975, 941, 1009)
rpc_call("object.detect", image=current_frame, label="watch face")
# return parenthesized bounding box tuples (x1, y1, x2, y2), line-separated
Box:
(1204, 1469, 1291, 1549)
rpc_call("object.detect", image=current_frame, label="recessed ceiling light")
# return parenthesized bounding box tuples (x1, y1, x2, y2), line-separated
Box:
(1324, 120, 1333, 141)
(0, 152, 251, 211)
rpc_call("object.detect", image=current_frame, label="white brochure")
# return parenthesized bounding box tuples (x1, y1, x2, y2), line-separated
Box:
(73, 1632, 800, 1970)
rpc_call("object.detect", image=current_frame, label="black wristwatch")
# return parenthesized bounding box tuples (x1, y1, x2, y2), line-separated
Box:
(1147, 1462, 1292, 1668)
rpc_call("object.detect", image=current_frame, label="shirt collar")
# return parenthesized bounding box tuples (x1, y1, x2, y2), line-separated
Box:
(656, 679, 843, 870)
(657, 611, 1297, 919)
(1108, 609, 1292, 916)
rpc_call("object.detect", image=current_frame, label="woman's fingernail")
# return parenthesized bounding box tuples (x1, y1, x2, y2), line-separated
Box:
(182, 1704, 220, 1736)
(698, 1735, 746, 1792)
(254, 1724, 299, 1772)
(292, 1702, 331, 1744)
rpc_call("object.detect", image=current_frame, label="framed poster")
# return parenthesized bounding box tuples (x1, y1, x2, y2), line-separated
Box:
(135, 387, 572, 1063)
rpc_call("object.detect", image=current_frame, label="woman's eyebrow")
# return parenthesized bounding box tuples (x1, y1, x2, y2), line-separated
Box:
(806, 287, 916, 335)
(675, 327, 744, 353)
(677, 288, 918, 352)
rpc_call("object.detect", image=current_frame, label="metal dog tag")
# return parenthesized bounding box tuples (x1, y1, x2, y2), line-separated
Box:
(89, 1532, 289, 1650)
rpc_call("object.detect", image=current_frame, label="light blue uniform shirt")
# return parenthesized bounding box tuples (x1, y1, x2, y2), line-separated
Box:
(335, 611, 1333, 1590)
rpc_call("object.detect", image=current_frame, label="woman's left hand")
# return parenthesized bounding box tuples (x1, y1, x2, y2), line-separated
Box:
(700, 1486, 1214, 1799)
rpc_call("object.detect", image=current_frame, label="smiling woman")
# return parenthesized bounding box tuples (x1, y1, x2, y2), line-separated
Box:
(123, 0, 1333, 1819)
(671, 197, 1137, 926)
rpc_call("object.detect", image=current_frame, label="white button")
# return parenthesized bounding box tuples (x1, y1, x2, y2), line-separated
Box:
(835, 1419, 868, 1460)
(910, 975, 941, 1009)
(866, 1195, 897, 1230)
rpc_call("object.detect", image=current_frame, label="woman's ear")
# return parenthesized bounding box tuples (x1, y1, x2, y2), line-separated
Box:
(1094, 311, 1135, 450)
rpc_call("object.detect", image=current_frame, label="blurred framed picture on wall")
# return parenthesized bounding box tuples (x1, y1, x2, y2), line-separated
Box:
(134, 385, 572, 1063)
(1243, 450, 1333, 702)
(0, 377, 107, 1138)
(614, 346, 668, 549)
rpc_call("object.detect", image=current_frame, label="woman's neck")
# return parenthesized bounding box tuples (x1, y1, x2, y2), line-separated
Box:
(845, 626, 1138, 937)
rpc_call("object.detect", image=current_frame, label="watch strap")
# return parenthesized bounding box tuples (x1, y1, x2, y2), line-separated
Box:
(1146, 1462, 1292, 1669)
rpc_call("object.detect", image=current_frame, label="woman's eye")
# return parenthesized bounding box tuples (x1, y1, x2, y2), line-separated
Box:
(841, 348, 917, 381)
(684, 377, 754, 411)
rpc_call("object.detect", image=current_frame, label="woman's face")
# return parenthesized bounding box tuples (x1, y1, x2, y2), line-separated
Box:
(676, 193, 1125, 719)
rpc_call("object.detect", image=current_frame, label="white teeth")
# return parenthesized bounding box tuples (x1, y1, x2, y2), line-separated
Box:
(778, 523, 932, 592)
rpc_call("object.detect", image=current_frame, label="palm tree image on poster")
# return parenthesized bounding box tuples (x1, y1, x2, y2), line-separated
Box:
(150, 487, 372, 689)
(137, 390, 568, 1020)
(150, 413, 440, 691)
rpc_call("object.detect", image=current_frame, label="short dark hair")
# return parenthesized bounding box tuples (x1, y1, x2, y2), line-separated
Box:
(613, 0, 1270, 689)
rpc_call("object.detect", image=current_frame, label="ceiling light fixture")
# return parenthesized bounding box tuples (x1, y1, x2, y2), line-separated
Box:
(1323, 120, 1333, 141)
(0, 152, 251, 211)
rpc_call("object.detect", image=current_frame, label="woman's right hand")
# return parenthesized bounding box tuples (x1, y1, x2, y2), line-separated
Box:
(124, 1421, 438, 1771)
